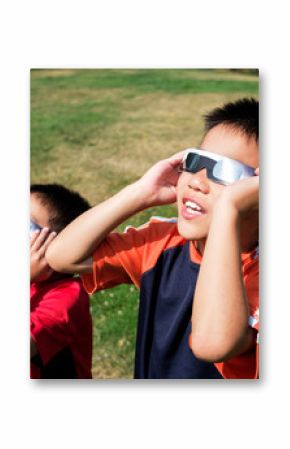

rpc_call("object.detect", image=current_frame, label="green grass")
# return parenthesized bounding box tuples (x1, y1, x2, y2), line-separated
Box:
(90, 285, 139, 378)
(31, 98, 119, 164)
(32, 68, 258, 94)
(31, 69, 258, 176)
(31, 68, 259, 378)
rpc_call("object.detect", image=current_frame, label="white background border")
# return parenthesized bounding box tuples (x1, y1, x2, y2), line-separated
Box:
(1, 1, 289, 447)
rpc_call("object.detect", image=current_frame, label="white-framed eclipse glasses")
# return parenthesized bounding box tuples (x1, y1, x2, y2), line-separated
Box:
(180, 148, 256, 185)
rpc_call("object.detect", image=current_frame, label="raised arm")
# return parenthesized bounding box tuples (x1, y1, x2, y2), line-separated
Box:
(46, 153, 183, 274)
(191, 171, 259, 362)
(30, 228, 57, 282)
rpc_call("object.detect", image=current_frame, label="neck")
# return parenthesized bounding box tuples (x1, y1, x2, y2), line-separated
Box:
(195, 236, 258, 257)
(195, 239, 206, 255)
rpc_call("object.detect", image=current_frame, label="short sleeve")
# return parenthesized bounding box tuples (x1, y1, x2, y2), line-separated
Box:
(81, 218, 181, 295)
(81, 228, 145, 294)
(30, 281, 83, 365)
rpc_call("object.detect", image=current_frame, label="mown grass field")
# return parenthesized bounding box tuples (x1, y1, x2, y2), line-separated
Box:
(30, 68, 258, 378)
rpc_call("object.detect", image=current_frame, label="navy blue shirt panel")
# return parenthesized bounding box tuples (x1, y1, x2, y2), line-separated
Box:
(134, 241, 223, 379)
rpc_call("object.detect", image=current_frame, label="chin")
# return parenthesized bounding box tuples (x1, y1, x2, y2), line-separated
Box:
(177, 216, 208, 241)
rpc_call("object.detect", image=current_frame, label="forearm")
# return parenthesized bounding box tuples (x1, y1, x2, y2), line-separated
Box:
(191, 202, 253, 361)
(46, 182, 148, 273)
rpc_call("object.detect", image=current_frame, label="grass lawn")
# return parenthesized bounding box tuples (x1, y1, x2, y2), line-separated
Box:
(30, 68, 258, 378)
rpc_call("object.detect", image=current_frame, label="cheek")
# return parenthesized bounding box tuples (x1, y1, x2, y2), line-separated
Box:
(176, 174, 189, 205)
(177, 172, 186, 187)
(177, 173, 225, 207)
(210, 182, 225, 200)
(177, 172, 191, 193)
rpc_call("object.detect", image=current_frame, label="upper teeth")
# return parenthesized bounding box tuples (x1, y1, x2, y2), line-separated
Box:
(185, 200, 202, 211)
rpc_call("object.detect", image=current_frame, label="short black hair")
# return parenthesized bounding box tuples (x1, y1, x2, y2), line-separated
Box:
(203, 97, 259, 142)
(30, 183, 91, 232)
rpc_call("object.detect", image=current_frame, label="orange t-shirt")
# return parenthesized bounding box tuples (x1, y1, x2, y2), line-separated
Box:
(82, 217, 259, 379)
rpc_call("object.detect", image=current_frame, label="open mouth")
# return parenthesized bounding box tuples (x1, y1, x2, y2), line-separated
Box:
(181, 197, 206, 219)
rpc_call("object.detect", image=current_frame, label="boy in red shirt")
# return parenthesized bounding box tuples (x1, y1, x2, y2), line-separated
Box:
(30, 184, 93, 379)
(47, 98, 259, 379)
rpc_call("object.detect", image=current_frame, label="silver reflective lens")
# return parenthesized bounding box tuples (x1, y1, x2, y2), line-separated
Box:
(30, 220, 42, 236)
(213, 159, 255, 184)
(183, 148, 255, 185)
(213, 159, 244, 184)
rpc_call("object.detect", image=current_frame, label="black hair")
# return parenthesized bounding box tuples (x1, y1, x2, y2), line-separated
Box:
(30, 183, 91, 232)
(203, 97, 259, 142)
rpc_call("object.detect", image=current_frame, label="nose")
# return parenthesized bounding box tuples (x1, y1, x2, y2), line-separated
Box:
(187, 169, 210, 193)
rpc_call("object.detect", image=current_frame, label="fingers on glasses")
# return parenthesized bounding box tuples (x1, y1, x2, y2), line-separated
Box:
(31, 228, 57, 254)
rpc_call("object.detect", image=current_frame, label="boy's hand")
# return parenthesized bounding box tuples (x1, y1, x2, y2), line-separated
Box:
(30, 228, 57, 282)
(215, 168, 259, 218)
(135, 152, 184, 207)
(46, 151, 184, 275)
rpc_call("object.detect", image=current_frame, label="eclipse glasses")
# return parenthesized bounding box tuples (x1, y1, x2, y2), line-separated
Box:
(180, 148, 256, 186)
(30, 220, 42, 235)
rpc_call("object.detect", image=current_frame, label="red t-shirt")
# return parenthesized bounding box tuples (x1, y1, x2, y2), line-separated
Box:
(30, 276, 92, 379)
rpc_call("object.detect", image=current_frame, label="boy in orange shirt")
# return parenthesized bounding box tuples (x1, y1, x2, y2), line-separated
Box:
(47, 98, 259, 379)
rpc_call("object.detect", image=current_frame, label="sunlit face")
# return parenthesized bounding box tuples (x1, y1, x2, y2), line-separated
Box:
(177, 125, 259, 248)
